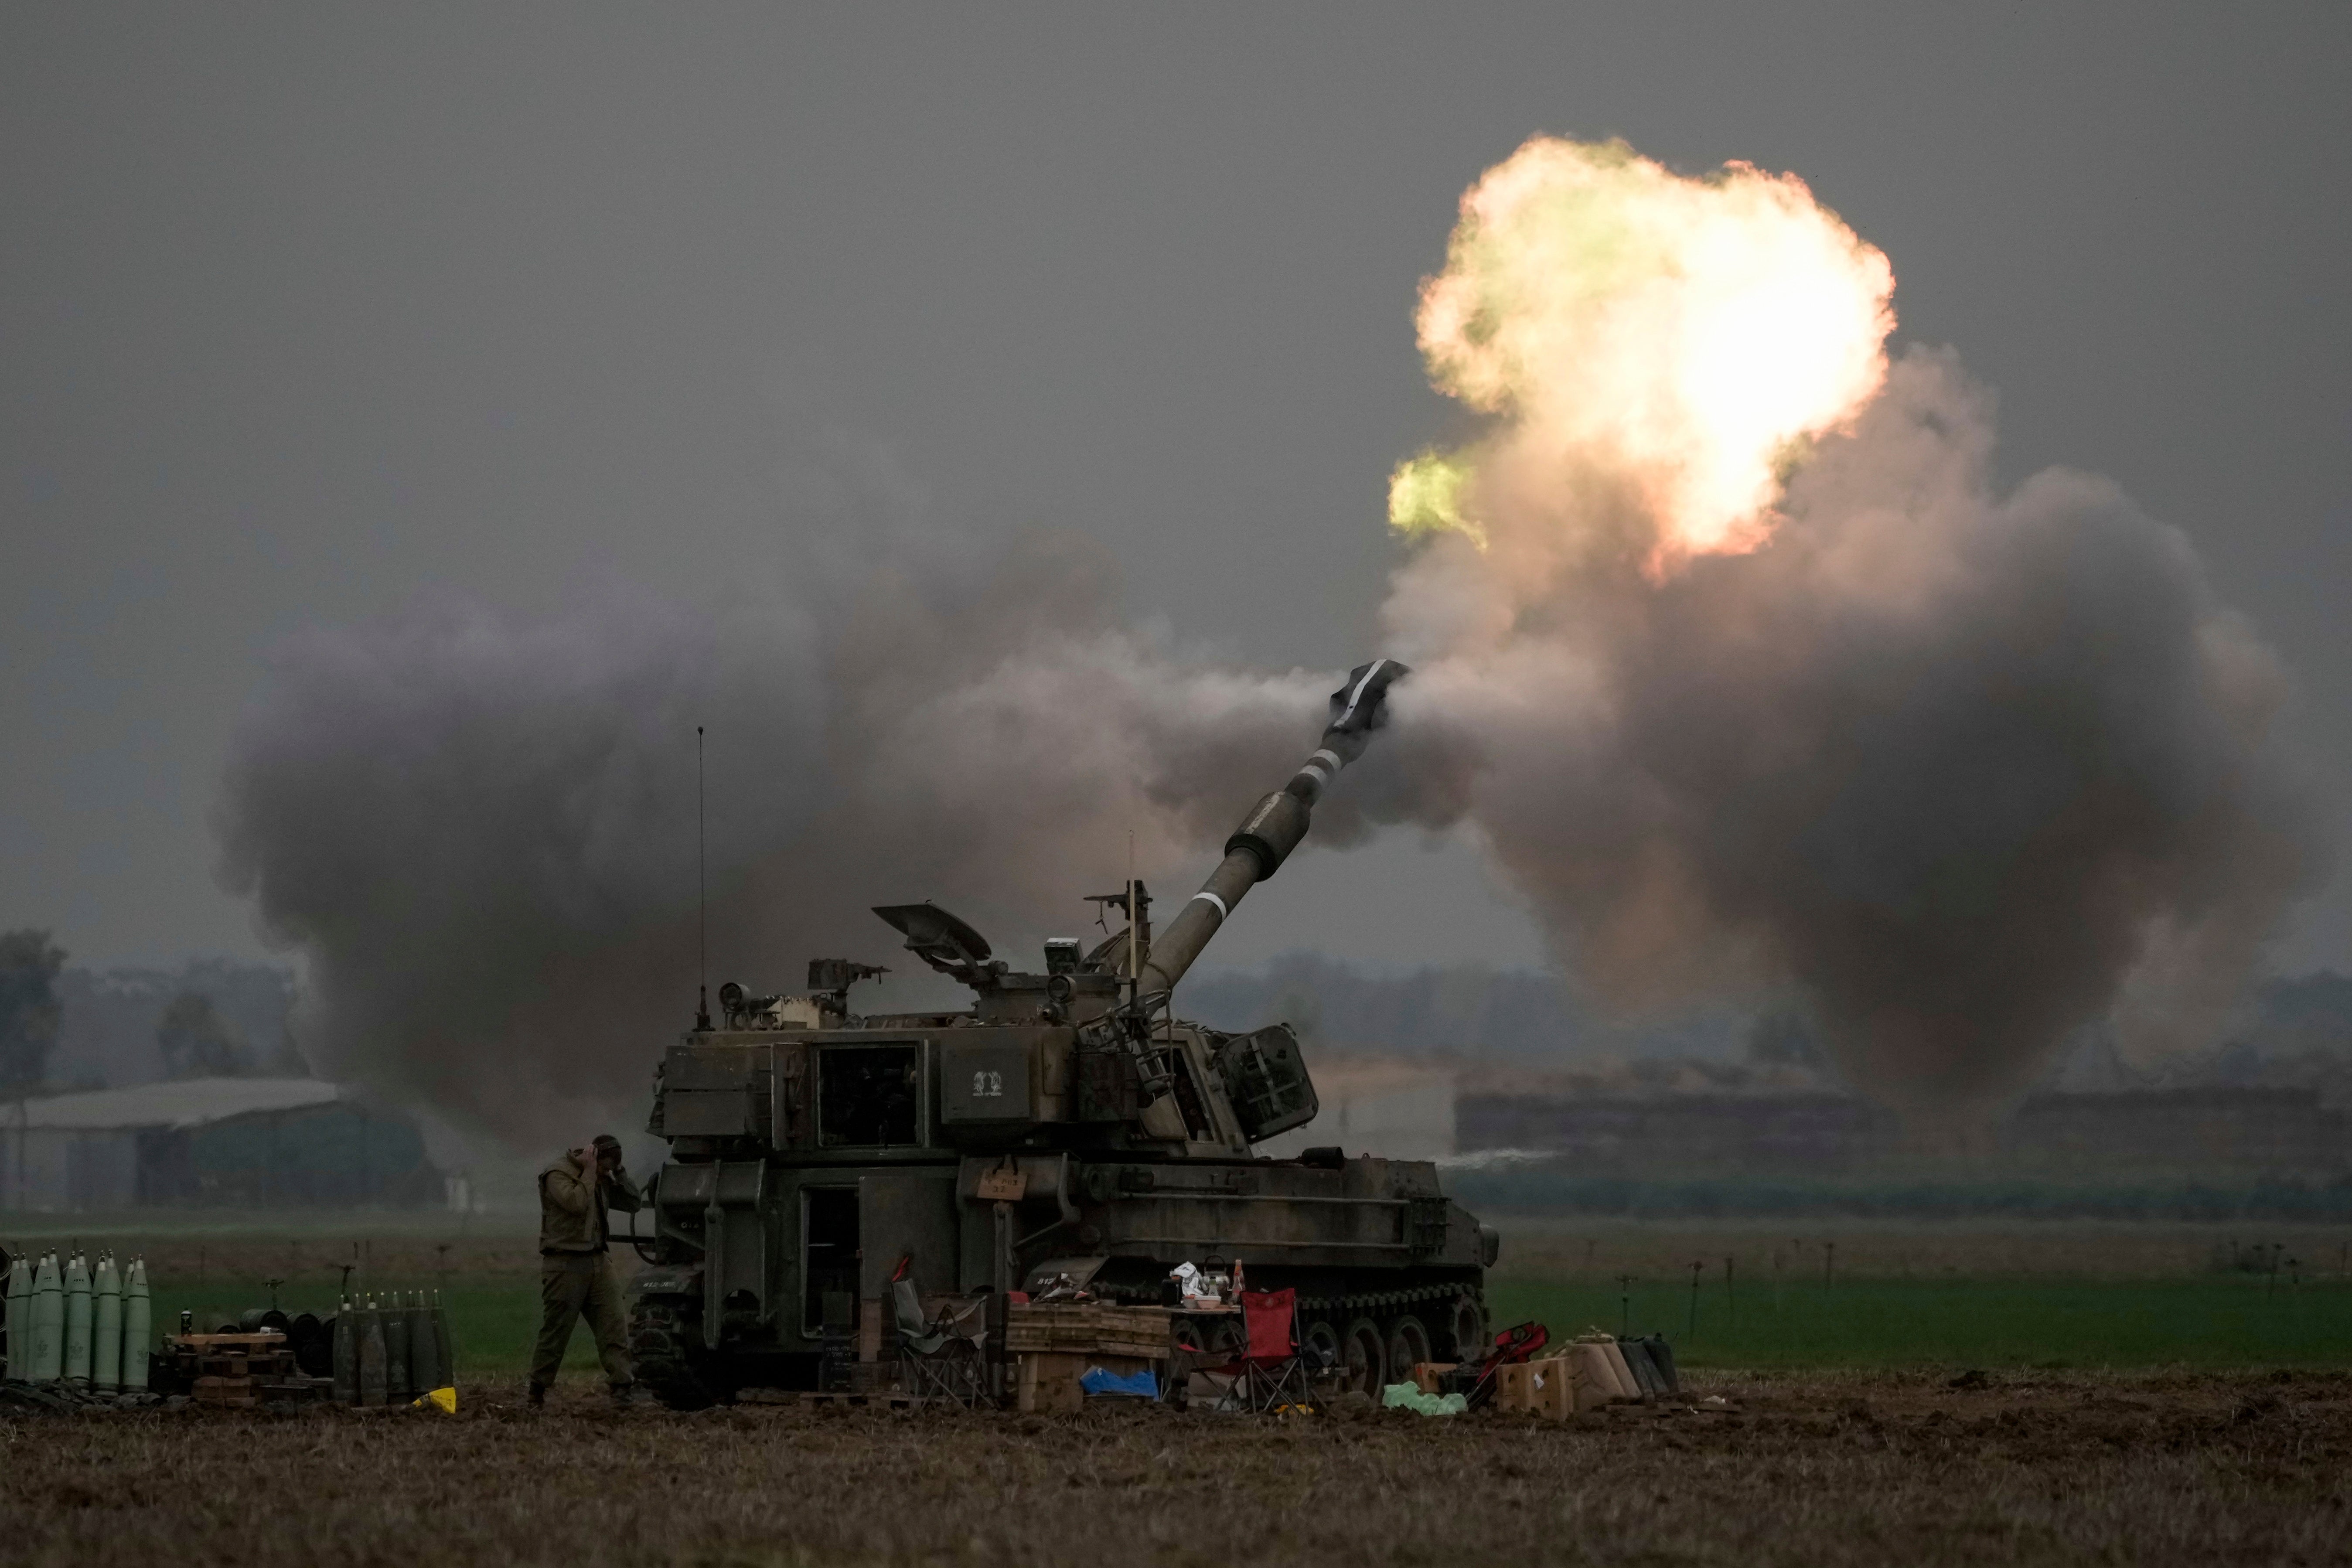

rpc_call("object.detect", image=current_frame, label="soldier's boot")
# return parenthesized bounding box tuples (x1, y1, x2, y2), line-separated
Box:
(609, 1380, 649, 1408)
(527, 1381, 547, 1408)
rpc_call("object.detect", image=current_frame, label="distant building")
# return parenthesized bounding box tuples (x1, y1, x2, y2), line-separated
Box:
(0, 1078, 440, 1212)
(1458, 1085, 1894, 1175)
(1453, 1075, 2352, 1180)
(2004, 1086, 2349, 1176)
(1258, 1060, 1457, 1162)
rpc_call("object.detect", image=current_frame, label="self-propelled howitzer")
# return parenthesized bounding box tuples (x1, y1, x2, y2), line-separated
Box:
(624, 660, 1498, 1407)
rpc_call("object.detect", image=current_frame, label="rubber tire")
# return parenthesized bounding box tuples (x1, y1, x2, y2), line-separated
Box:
(1340, 1317, 1386, 1396)
(629, 1299, 736, 1412)
(1384, 1314, 1432, 1381)
(1445, 1296, 1487, 1363)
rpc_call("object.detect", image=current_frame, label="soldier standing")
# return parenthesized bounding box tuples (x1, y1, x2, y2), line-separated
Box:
(529, 1132, 645, 1406)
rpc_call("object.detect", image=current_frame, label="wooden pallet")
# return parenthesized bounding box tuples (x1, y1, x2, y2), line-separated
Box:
(164, 1333, 332, 1406)
(192, 1375, 259, 1408)
(164, 1333, 291, 1362)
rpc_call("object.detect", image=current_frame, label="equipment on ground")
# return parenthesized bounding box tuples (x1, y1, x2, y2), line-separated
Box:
(121, 1258, 150, 1392)
(92, 1253, 122, 1389)
(3, 1247, 26, 1381)
(62, 1251, 92, 1382)
(1462, 1320, 1549, 1409)
(29, 1251, 63, 1383)
(626, 661, 1501, 1408)
(155, 1330, 330, 1407)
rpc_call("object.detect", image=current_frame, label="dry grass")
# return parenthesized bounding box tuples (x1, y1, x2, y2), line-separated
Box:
(5, 1370, 2350, 1567)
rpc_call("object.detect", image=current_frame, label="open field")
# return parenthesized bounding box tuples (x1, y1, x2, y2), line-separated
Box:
(8, 1213, 2352, 1564)
(5, 1370, 2351, 1567)
(10, 1211, 2352, 1381)
(1488, 1216, 2352, 1370)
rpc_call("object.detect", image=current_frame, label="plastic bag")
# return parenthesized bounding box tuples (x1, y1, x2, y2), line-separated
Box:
(1381, 1381, 1467, 1416)
(1080, 1365, 1160, 1399)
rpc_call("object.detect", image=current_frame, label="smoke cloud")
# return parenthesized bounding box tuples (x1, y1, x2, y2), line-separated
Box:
(219, 135, 2318, 1141)
(1362, 138, 2318, 1113)
(218, 537, 1333, 1145)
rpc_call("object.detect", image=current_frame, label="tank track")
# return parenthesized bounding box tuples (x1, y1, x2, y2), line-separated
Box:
(1292, 1282, 1476, 1317)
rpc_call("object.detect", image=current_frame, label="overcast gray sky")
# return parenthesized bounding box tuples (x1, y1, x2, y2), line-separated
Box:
(4, 3, 2346, 980)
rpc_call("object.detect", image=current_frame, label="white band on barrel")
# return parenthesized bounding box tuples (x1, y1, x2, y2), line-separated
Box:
(1189, 891, 1229, 922)
(1292, 748, 1343, 797)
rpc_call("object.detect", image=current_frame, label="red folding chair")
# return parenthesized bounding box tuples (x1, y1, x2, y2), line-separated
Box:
(1206, 1288, 1314, 1414)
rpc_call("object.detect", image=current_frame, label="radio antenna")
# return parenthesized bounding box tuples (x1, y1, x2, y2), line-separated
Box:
(695, 724, 712, 1032)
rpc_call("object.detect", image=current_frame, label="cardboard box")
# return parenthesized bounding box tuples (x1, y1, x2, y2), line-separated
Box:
(1410, 1361, 1458, 1396)
(1566, 1344, 1624, 1410)
(1527, 1358, 1573, 1420)
(1015, 1351, 1156, 1414)
(1494, 1360, 1535, 1412)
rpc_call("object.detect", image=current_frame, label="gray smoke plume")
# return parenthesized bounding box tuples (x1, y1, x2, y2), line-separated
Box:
(220, 136, 2320, 1139)
(218, 533, 1333, 1145)
(1364, 349, 2320, 1113)
(218, 358, 2318, 1139)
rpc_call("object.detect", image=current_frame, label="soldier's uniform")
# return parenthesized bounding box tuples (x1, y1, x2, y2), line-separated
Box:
(529, 1139, 644, 1401)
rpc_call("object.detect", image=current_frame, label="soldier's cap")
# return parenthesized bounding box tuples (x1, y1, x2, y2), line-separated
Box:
(591, 1133, 623, 1156)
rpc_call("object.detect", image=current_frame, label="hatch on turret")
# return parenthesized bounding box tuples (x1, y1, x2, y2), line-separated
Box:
(1213, 1023, 1319, 1144)
(873, 903, 996, 985)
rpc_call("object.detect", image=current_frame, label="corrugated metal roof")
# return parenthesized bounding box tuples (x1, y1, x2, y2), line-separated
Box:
(3, 1077, 340, 1132)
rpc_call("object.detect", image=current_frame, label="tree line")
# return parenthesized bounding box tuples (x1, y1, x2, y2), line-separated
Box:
(1, 927, 295, 1097)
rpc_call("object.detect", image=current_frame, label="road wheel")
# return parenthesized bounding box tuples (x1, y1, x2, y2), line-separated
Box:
(1445, 1295, 1487, 1363)
(1301, 1319, 1341, 1376)
(628, 1297, 735, 1411)
(1339, 1317, 1386, 1395)
(1384, 1314, 1432, 1380)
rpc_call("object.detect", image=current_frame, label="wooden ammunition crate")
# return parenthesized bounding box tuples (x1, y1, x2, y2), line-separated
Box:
(1002, 1304, 1172, 1361)
(193, 1375, 259, 1408)
(1495, 1360, 1535, 1412)
(162, 1333, 331, 1406)
(1494, 1356, 1583, 1418)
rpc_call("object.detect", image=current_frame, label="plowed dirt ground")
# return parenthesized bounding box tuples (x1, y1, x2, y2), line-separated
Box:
(6, 1369, 2350, 1567)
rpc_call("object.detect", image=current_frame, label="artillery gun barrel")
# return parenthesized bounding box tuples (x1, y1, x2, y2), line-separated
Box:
(1137, 658, 1405, 996)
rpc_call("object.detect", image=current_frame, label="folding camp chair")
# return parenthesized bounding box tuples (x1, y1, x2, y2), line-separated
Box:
(892, 1277, 986, 1407)
(1207, 1288, 1314, 1414)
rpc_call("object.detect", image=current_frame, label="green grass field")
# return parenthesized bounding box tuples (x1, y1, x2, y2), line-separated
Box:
(1487, 1276, 2352, 1369)
(16, 1211, 2352, 1381)
(132, 1269, 2352, 1382)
